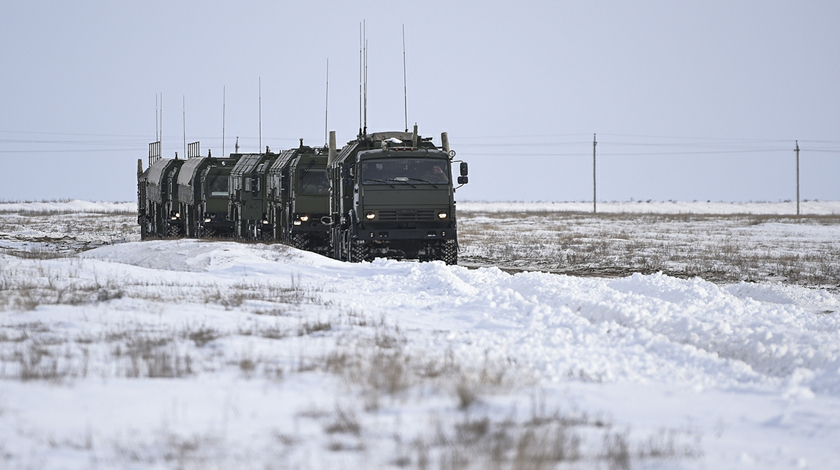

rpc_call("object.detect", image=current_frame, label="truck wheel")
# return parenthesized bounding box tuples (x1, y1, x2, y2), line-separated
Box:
(291, 233, 308, 250)
(442, 241, 458, 265)
(350, 241, 369, 263)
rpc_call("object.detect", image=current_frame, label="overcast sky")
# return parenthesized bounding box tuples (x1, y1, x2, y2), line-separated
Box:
(1, 1, 838, 203)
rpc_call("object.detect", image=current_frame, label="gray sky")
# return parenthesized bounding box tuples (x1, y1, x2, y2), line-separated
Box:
(1, 1, 838, 203)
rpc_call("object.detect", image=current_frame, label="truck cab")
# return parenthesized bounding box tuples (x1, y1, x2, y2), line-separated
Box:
(327, 128, 466, 264)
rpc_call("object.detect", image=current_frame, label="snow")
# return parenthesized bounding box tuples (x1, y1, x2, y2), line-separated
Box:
(0, 200, 134, 213)
(5, 199, 838, 216)
(1, 203, 840, 468)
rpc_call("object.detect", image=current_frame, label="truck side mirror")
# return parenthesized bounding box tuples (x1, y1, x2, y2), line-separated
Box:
(460, 162, 468, 176)
(457, 176, 469, 185)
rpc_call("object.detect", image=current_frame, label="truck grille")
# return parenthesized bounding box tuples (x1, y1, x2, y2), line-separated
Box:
(378, 210, 435, 221)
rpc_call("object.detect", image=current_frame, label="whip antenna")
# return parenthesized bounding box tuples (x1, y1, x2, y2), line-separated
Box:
(402, 24, 408, 132)
(363, 21, 368, 135)
(325, 59, 329, 145)
(258, 77, 262, 152)
(359, 23, 362, 136)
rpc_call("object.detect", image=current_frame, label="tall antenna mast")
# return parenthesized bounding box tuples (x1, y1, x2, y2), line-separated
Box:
(363, 21, 368, 135)
(155, 94, 159, 141)
(182, 95, 186, 159)
(222, 86, 226, 157)
(324, 58, 330, 146)
(258, 77, 262, 152)
(359, 22, 363, 137)
(160, 93, 163, 152)
(402, 24, 408, 132)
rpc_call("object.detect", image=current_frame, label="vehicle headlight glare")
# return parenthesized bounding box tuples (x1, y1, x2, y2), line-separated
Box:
(437, 212, 448, 219)
(299, 215, 309, 222)
(365, 211, 376, 220)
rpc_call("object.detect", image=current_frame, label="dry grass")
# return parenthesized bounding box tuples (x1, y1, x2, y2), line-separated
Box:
(6, 204, 836, 288)
(0, 302, 704, 468)
(459, 211, 840, 288)
(0, 206, 724, 467)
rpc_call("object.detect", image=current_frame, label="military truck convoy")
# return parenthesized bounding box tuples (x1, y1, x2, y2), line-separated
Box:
(137, 127, 468, 264)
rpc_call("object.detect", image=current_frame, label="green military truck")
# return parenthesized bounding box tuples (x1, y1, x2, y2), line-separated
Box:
(177, 154, 240, 238)
(228, 150, 281, 239)
(266, 141, 331, 253)
(137, 157, 185, 239)
(326, 127, 468, 264)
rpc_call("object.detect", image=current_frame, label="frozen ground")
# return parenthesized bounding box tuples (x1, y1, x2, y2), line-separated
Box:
(1, 201, 839, 469)
(458, 200, 840, 215)
(458, 204, 840, 289)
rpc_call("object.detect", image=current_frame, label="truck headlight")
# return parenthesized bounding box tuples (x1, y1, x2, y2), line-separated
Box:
(365, 211, 376, 220)
(437, 211, 448, 219)
(299, 215, 309, 222)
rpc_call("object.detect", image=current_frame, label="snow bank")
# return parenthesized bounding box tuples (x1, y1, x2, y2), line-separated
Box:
(2, 240, 839, 468)
(84, 240, 840, 395)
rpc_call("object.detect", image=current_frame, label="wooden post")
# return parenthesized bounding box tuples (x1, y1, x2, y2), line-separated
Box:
(593, 133, 597, 214)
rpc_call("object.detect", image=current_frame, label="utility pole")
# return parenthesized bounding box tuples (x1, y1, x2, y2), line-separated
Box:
(593, 133, 597, 214)
(795, 140, 800, 216)
(222, 86, 226, 157)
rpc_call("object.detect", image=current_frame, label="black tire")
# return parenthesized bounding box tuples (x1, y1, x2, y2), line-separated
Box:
(350, 241, 370, 263)
(168, 223, 180, 238)
(442, 241, 458, 265)
(140, 220, 148, 241)
(291, 233, 308, 250)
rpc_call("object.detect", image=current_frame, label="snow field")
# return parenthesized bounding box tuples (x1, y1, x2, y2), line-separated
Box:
(0, 200, 135, 214)
(458, 200, 840, 216)
(458, 210, 840, 287)
(1, 237, 839, 468)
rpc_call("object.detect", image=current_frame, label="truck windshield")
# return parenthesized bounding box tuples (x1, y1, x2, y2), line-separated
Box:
(361, 159, 450, 185)
(208, 173, 229, 197)
(298, 169, 329, 195)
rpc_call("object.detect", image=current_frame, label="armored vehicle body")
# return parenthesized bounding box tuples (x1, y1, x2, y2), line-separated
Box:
(138, 157, 185, 238)
(327, 127, 467, 264)
(177, 155, 240, 237)
(267, 142, 331, 253)
(228, 150, 281, 239)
